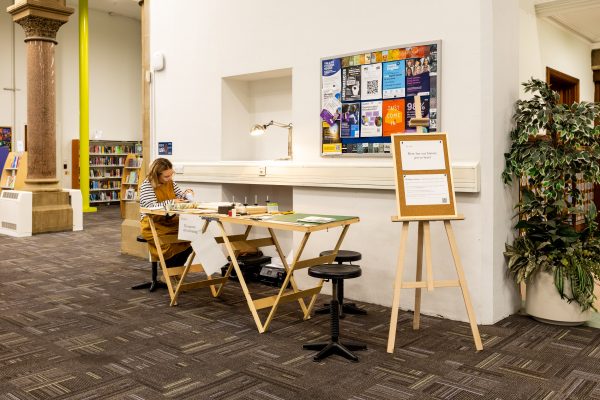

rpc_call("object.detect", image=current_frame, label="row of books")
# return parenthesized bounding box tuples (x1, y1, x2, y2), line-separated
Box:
(89, 156, 126, 165)
(90, 181, 121, 189)
(127, 157, 143, 168)
(90, 169, 121, 178)
(90, 145, 140, 154)
(90, 191, 120, 202)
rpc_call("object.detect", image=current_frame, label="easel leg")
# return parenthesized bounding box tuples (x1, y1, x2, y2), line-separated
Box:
(387, 221, 410, 354)
(413, 221, 424, 330)
(423, 221, 434, 292)
(444, 221, 483, 351)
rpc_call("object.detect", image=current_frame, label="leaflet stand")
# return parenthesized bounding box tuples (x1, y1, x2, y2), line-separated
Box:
(387, 133, 482, 353)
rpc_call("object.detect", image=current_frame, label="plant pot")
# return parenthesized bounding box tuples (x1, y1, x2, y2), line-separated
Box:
(525, 270, 592, 326)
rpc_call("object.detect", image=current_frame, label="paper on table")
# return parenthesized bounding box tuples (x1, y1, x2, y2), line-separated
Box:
(178, 214, 225, 276)
(400, 140, 445, 171)
(296, 216, 335, 223)
(403, 174, 450, 205)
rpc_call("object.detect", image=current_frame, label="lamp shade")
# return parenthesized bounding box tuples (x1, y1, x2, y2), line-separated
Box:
(250, 124, 266, 136)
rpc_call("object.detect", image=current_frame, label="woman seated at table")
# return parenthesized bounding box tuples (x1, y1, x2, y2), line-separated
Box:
(140, 157, 194, 267)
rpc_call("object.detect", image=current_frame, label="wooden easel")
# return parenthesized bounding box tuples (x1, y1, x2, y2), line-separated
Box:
(386, 214, 483, 352)
(387, 133, 482, 353)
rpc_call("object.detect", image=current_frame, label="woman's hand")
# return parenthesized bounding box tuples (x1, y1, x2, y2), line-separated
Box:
(183, 189, 194, 201)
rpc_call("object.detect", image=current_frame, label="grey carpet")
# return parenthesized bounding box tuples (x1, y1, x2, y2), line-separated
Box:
(1, 206, 599, 399)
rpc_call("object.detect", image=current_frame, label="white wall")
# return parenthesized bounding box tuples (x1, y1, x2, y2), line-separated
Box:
(57, 7, 142, 186)
(151, 0, 523, 324)
(0, 3, 141, 187)
(0, 0, 26, 150)
(519, 0, 595, 101)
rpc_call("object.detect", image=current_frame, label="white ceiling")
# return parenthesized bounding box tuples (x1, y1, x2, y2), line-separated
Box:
(535, 0, 600, 45)
(66, 0, 141, 20)
(63, 0, 600, 45)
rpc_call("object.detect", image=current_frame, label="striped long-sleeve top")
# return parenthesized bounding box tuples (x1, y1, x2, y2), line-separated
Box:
(139, 178, 184, 219)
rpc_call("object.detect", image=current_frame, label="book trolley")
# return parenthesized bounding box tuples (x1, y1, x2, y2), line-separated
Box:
(387, 133, 483, 352)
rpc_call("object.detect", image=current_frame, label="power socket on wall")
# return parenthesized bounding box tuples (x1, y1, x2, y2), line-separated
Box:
(258, 166, 266, 176)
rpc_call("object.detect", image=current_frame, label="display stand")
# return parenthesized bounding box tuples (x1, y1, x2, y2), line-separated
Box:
(0, 152, 27, 191)
(387, 133, 482, 352)
(120, 154, 143, 218)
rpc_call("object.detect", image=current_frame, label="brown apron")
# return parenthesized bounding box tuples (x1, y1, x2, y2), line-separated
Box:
(140, 180, 189, 261)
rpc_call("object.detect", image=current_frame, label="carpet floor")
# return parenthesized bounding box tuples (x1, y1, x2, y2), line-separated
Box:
(1, 206, 599, 399)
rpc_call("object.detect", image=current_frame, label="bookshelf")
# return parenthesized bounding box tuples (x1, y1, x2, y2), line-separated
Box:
(0, 152, 27, 191)
(120, 153, 143, 217)
(72, 139, 142, 205)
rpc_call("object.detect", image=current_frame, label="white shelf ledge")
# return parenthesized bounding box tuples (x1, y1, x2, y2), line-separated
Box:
(174, 161, 480, 193)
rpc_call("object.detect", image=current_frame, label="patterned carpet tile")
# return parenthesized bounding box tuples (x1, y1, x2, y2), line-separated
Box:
(1, 206, 600, 399)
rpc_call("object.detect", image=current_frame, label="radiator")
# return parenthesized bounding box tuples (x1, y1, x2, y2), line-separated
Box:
(0, 190, 33, 237)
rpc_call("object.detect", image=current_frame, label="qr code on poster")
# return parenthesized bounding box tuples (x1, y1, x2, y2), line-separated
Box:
(367, 80, 379, 95)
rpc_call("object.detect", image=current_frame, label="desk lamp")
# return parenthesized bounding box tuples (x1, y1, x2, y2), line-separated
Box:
(250, 120, 293, 160)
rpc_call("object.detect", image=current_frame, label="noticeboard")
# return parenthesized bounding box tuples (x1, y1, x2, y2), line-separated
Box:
(391, 132, 456, 217)
(320, 40, 441, 157)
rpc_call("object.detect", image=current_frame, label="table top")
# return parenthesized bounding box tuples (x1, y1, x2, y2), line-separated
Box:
(141, 208, 359, 232)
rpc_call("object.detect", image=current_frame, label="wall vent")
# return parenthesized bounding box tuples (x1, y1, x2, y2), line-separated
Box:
(1, 191, 19, 200)
(1, 221, 17, 230)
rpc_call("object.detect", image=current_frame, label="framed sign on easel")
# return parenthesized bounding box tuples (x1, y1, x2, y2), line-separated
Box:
(392, 133, 456, 218)
(387, 132, 482, 352)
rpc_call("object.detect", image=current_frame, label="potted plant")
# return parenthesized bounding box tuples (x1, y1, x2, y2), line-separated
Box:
(503, 78, 600, 323)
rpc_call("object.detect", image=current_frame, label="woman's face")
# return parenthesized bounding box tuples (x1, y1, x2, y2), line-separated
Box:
(158, 168, 175, 184)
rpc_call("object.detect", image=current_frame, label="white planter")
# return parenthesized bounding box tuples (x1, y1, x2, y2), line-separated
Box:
(526, 270, 592, 325)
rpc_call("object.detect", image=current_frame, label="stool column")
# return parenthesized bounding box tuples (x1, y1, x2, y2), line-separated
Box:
(331, 279, 340, 342)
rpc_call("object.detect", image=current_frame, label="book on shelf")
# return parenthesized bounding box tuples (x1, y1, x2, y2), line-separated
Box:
(125, 188, 136, 200)
(10, 155, 19, 169)
(4, 175, 15, 188)
(128, 171, 138, 184)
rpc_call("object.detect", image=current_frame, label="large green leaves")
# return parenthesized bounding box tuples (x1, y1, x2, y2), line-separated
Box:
(503, 78, 600, 311)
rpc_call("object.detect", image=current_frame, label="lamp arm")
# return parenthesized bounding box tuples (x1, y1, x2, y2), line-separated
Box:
(271, 121, 293, 129)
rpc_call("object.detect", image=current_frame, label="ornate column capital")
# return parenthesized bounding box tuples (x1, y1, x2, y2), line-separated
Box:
(7, 0, 74, 42)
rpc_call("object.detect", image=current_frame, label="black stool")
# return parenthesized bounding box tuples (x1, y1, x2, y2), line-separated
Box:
(131, 235, 167, 292)
(315, 250, 367, 318)
(303, 264, 367, 362)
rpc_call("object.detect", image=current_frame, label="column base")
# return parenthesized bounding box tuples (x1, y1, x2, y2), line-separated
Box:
(23, 178, 61, 192)
(32, 191, 73, 234)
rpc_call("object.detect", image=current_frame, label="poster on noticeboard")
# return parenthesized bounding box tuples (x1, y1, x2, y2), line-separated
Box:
(320, 40, 441, 156)
(0, 127, 12, 151)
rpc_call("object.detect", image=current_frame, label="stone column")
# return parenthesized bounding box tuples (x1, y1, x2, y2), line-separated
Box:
(7, 0, 74, 234)
(7, 0, 73, 191)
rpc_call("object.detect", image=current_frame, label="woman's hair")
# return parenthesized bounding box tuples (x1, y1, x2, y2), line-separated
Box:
(147, 157, 173, 188)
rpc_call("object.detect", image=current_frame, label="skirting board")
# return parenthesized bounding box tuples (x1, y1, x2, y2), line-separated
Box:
(174, 161, 480, 192)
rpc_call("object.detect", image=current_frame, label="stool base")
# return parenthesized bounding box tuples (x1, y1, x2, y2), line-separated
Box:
(303, 340, 367, 362)
(315, 302, 368, 318)
(130, 280, 167, 292)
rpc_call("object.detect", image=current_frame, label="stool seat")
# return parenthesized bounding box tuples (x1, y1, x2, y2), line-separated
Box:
(319, 249, 361, 263)
(308, 264, 361, 280)
(136, 235, 147, 243)
(315, 250, 367, 318)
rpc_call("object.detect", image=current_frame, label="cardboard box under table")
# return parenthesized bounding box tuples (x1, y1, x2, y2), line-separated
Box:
(142, 208, 359, 333)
